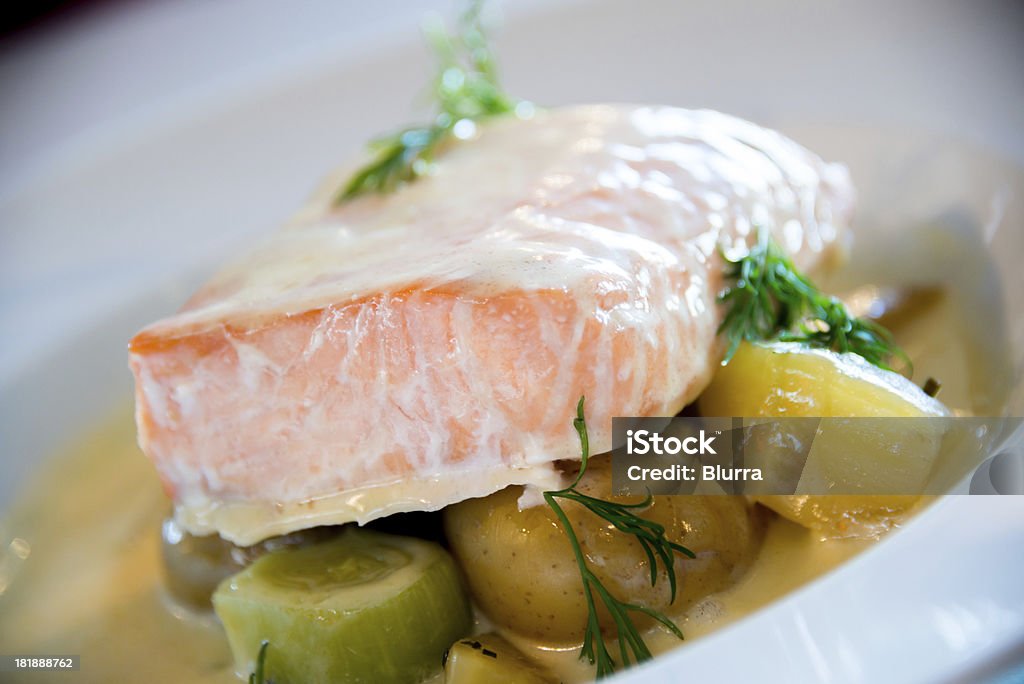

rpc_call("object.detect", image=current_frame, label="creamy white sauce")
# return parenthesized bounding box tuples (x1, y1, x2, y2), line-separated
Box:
(148, 106, 844, 331)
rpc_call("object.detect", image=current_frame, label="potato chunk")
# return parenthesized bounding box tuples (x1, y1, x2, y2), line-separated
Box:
(444, 458, 763, 644)
(698, 342, 949, 536)
(444, 634, 553, 684)
(698, 341, 947, 418)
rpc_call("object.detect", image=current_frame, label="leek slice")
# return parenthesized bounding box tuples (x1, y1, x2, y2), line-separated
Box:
(213, 527, 471, 683)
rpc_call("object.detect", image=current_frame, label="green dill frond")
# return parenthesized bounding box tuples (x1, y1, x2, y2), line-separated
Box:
(545, 397, 694, 678)
(717, 229, 909, 372)
(337, 0, 524, 202)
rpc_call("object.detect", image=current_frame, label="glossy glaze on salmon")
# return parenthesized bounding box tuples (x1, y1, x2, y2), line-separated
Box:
(129, 105, 853, 544)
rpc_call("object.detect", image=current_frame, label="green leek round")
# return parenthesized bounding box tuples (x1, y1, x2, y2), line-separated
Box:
(213, 527, 471, 683)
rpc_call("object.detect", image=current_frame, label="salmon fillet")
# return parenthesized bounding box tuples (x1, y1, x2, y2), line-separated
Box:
(130, 105, 853, 544)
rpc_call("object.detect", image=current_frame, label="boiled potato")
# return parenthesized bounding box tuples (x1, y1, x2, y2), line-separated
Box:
(444, 633, 553, 684)
(698, 342, 949, 536)
(444, 458, 763, 644)
(699, 341, 948, 418)
(747, 494, 924, 538)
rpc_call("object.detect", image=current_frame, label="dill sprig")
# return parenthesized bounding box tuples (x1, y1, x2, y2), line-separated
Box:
(717, 228, 910, 372)
(337, 0, 523, 202)
(248, 640, 271, 684)
(544, 397, 695, 679)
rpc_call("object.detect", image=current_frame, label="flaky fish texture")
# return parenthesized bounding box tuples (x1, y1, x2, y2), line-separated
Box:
(130, 105, 853, 544)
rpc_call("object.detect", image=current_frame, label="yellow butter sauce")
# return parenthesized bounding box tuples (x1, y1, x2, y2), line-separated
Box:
(0, 408, 867, 684)
(508, 517, 872, 684)
(0, 412, 234, 683)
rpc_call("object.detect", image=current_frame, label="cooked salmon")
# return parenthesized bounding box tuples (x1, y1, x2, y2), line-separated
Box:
(129, 105, 853, 544)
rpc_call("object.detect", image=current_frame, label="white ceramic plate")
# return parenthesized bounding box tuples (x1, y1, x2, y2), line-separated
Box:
(2, 1, 1022, 682)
